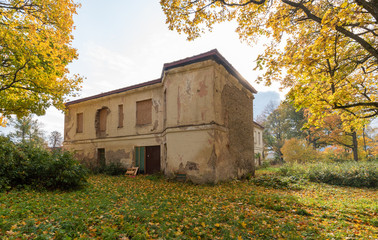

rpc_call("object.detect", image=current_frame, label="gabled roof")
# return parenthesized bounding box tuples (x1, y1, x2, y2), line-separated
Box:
(66, 49, 256, 106)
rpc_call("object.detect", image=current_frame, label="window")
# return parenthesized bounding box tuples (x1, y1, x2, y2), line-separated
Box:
(99, 108, 107, 132)
(118, 104, 124, 128)
(258, 132, 261, 145)
(136, 99, 152, 125)
(95, 107, 109, 137)
(254, 131, 257, 144)
(76, 113, 83, 133)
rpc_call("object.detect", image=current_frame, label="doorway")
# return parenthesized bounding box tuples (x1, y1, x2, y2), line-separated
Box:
(97, 148, 106, 168)
(135, 145, 161, 174)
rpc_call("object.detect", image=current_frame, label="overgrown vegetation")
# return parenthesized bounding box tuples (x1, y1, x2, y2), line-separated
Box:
(0, 137, 88, 191)
(87, 162, 128, 176)
(278, 161, 377, 188)
(0, 174, 376, 239)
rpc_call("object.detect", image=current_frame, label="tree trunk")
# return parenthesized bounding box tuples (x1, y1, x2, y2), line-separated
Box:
(362, 126, 367, 159)
(352, 131, 359, 161)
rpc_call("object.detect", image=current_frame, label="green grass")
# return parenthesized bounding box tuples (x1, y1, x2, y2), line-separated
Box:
(0, 173, 377, 239)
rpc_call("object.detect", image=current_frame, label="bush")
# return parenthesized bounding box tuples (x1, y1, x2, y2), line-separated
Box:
(0, 137, 88, 191)
(281, 138, 319, 163)
(278, 163, 307, 178)
(101, 162, 127, 176)
(307, 161, 377, 188)
(89, 162, 127, 176)
(278, 161, 377, 188)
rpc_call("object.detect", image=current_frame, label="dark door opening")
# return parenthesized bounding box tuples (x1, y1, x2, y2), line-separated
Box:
(97, 148, 106, 168)
(146, 146, 161, 174)
(135, 145, 160, 174)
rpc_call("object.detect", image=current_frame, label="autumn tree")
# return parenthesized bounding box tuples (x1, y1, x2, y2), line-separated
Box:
(281, 138, 318, 163)
(161, 0, 378, 131)
(0, 0, 82, 126)
(309, 114, 360, 161)
(48, 130, 63, 148)
(263, 101, 306, 161)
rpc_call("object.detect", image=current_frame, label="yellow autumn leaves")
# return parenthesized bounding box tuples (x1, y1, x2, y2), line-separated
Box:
(0, 0, 82, 126)
(160, 0, 378, 131)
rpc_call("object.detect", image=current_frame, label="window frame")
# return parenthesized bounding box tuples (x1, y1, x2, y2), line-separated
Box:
(136, 99, 152, 126)
(76, 113, 83, 133)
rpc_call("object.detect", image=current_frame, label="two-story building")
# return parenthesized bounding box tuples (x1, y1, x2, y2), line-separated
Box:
(253, 121, 264, 166)
(64, 49, 257, 183)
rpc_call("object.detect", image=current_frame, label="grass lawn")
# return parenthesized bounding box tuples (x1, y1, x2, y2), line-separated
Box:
(0, 171, 377, 239)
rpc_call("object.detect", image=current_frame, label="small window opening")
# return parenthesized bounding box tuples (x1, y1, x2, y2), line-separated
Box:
(76, 113, 83, 133)
(118, 104, 124, 128)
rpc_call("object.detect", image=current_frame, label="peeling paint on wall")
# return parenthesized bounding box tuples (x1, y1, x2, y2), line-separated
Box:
(197, 80, 208, 97)
(185, 161, 199, 171)
(106, 149, 130, 165)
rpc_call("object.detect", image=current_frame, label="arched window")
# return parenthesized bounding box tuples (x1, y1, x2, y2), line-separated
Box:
(95, 107, 109, 137)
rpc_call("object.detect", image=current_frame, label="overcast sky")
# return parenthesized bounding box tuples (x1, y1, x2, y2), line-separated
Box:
(0, 0, 284, 136)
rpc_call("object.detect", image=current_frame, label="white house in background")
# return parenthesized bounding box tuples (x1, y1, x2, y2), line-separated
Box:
(253, 121, 264, 166)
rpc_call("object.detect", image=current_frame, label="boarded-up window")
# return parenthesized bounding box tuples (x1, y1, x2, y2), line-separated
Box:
(118, 104, 124, 128)
(76, 113, 83, 133)
(99, 108, 107, 132)
(136, 99, 152, 125)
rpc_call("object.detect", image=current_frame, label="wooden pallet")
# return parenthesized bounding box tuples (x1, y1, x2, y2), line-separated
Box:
(176, 173, 187, 182)
(125, 167, 139, 176)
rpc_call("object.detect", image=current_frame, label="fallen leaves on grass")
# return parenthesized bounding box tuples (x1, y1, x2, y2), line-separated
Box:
(0, 174, 376, 239)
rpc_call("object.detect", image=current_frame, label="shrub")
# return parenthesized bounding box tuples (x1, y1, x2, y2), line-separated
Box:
(251, 175, 306, 190)
(101, 162, 127, 176)
(0, 137, 88, 191)
(281, 138, 319, 163)
(307, 161, 377, 188)
(89, 162, 127, 176)
(278, 161, 378, 188)
(278, 163, 307, 178)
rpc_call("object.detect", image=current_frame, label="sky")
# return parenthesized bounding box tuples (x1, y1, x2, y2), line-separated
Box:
(0, 0, 284, 136)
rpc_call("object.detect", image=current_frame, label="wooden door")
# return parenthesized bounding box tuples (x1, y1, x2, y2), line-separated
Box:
(145, 146, 161, 174)
(135, 146, 145, 173)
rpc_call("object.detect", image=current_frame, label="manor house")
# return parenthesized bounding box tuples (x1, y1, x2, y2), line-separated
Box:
(63, 49, 258, 183)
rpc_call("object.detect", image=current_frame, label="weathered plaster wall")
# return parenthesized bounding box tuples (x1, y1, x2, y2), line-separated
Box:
(163, 61, 215, 128)
(64, 58, 255, 183)
(214, 63, 255, 179)
(64, 136, 163, 169)
(64, 83, 164, 143)
(164, 127, 216, 183)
